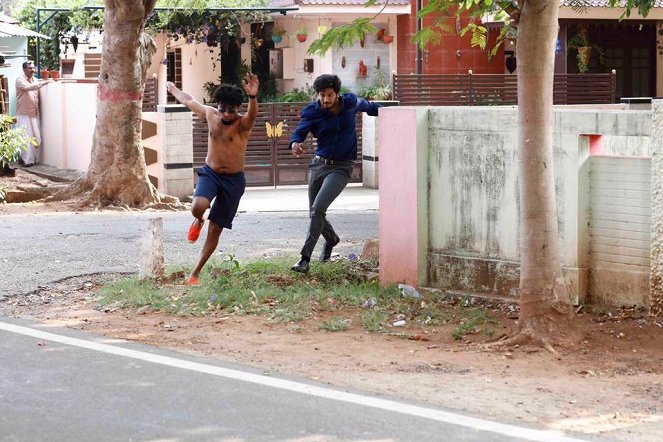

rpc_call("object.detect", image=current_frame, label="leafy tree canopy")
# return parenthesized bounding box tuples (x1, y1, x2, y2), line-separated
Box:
(14, 0, 269, 69)
(308, 0, 657, 57)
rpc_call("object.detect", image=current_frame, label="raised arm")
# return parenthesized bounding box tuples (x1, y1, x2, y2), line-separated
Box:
(355, 95, 381, 117)
(166, 81, 209, 119)
(16, 77, 52, 92)
(240, 72, 259, 131)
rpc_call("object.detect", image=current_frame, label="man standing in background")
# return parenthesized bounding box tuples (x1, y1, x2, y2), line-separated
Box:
(15, 61, 52, 166)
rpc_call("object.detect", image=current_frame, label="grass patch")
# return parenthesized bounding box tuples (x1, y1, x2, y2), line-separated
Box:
(97, 256, 504, 340)
(320, 317, 351, 332)
(452, 308, 499, 340)
(360, 310, 389, 332)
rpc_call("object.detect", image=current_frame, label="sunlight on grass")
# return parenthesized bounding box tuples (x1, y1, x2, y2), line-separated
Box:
(96, 256, 502, 340)
(320, 317, 351, 332)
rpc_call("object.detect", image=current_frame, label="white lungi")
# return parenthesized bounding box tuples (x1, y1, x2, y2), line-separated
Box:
(16, 115, 41, 165)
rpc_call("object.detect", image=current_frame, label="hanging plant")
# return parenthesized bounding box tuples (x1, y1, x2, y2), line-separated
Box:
(272, 23, 286, 44)
(296, 26, 308, 42)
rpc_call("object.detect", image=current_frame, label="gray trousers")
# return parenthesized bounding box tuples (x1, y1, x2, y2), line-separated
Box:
(300, 160, 353, 259)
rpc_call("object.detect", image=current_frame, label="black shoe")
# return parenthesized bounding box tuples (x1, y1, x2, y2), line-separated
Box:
(320, 235, 340, 262)
(290, 257, 310, 273)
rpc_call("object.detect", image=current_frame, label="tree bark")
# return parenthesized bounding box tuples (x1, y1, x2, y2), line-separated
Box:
(511, 0, 580, 349)
(78, 0, 160, 207)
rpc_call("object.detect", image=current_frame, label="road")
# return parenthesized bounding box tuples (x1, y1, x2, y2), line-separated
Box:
(0, 186, 379, 298)
(0, 187, 590, 441)
(0, 318, 585, 442)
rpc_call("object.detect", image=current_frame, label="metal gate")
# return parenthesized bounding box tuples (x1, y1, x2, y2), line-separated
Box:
(193, 102, 363, 187)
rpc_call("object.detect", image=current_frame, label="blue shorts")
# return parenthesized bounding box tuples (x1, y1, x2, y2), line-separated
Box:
(195, 166, 246, 229)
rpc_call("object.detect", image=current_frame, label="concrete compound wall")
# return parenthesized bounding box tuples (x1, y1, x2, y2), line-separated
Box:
(39, 83, 192, 199)
(379, 105, 652, 307)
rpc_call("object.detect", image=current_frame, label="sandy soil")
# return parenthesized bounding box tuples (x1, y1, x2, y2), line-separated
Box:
(2, 173, 663, 440)
(2, 273, 662, 442)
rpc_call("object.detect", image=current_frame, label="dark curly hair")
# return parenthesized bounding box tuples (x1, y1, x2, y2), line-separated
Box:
(213, 84, 244, 106)
(313, 74, 341, 93)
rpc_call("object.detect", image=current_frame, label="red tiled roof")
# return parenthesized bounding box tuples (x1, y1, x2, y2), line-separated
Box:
(269, 0, 409, 6)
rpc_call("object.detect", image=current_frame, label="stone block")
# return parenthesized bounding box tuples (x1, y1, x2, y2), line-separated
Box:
(361, 238, 379, 261)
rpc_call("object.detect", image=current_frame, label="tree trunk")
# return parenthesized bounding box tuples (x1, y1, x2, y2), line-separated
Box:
(80, 0, 159, 207)
(513, 0, 579, 350)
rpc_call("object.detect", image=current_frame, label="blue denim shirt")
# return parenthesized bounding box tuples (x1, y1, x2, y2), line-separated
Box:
(289, 93, 381, 161)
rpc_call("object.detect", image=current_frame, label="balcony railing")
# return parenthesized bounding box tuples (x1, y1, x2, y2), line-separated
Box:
(393, 72, 616, 106)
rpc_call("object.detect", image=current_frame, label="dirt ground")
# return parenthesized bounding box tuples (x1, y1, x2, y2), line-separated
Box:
(1, 273, 663, 442)
(2, 176, 663, 441)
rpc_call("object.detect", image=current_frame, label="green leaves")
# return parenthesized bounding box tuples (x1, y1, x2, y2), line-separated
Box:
(0, 115, 35, 168)
(307, 19, 377, 56)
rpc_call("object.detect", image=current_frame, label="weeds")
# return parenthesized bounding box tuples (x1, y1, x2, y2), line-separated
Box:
(452, 308, 499, 340)
(98, 256, 503, 340)
(320, 317, 351, 332)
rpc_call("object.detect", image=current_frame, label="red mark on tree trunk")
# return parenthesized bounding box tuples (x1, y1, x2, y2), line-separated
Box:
(98, 82, 143, 102)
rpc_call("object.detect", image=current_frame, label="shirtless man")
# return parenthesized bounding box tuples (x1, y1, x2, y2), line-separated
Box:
(166, 73, 259, 285)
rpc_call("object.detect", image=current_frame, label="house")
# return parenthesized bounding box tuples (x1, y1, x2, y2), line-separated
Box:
(0, 12, 48, 115)
(267, 0, 410, 94)
(558, 2, 663, 100)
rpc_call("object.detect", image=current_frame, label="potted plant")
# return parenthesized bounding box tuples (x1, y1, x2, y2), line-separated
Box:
(202, 81, 220, 103)
(50, 66, 60, 80)
(296, 27, 307, 43)
(39, 67, 49, 79)
(380, 19, 393, 44)
(567, 27, 604, 73)
(0, 114, 36, 178)
(272, 24, 286, 44)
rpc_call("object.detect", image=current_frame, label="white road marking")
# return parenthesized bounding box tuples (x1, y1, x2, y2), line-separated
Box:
(1, 321, 585, 442)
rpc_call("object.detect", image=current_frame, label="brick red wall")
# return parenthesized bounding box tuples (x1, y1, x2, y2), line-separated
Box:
(397, 3, 504, 74)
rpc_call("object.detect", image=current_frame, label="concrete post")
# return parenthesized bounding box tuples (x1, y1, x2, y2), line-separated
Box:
(378, 107, 429, 287)
(650, 99, 663, 315)
(158, 104, 194, 199)
(361, 115, 379, 188)
(139, 218, 164, 280)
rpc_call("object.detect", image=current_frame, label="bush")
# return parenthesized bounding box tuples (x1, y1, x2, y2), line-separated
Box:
(0, 114, 35, 168)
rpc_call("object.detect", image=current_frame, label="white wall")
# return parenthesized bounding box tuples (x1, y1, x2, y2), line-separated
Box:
(1, 35, 29, 115)
(589, 156, 651, 306)
(179, 42, 221, 103)
(421, 106, 652, 306)
(272, 16, 396, 94)
(39, 81, 97, 171)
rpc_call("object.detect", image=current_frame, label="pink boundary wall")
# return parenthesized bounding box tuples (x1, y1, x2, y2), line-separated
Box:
(378, 107, 428, 286)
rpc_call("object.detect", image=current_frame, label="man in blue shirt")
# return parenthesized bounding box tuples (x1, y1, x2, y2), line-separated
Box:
(289, 74, 381, 273)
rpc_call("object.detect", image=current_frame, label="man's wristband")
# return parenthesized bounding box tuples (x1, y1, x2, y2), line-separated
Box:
(248, 94, 257, 99)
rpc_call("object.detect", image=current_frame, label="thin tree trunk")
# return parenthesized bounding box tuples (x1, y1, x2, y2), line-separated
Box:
(511, 0, 579, 350)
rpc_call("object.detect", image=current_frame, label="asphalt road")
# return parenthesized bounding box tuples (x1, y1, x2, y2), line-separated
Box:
(0, 192, 593, 442)
(0, 318, 585, 442)
(0, 209, 379, 298)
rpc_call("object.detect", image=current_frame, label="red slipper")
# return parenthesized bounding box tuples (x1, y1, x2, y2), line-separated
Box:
(185, 275, 200, 286)
(187, 219, 204, 243)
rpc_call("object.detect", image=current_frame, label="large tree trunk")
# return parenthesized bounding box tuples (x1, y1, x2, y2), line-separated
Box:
(510, 0, 580, 351)
(70, 0, 161, 207)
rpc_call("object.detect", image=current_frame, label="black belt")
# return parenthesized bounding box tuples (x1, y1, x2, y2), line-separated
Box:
(314, 155, 355, 165)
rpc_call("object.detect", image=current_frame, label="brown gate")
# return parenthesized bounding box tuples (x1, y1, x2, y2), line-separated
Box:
(193, 102, 363, 187)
